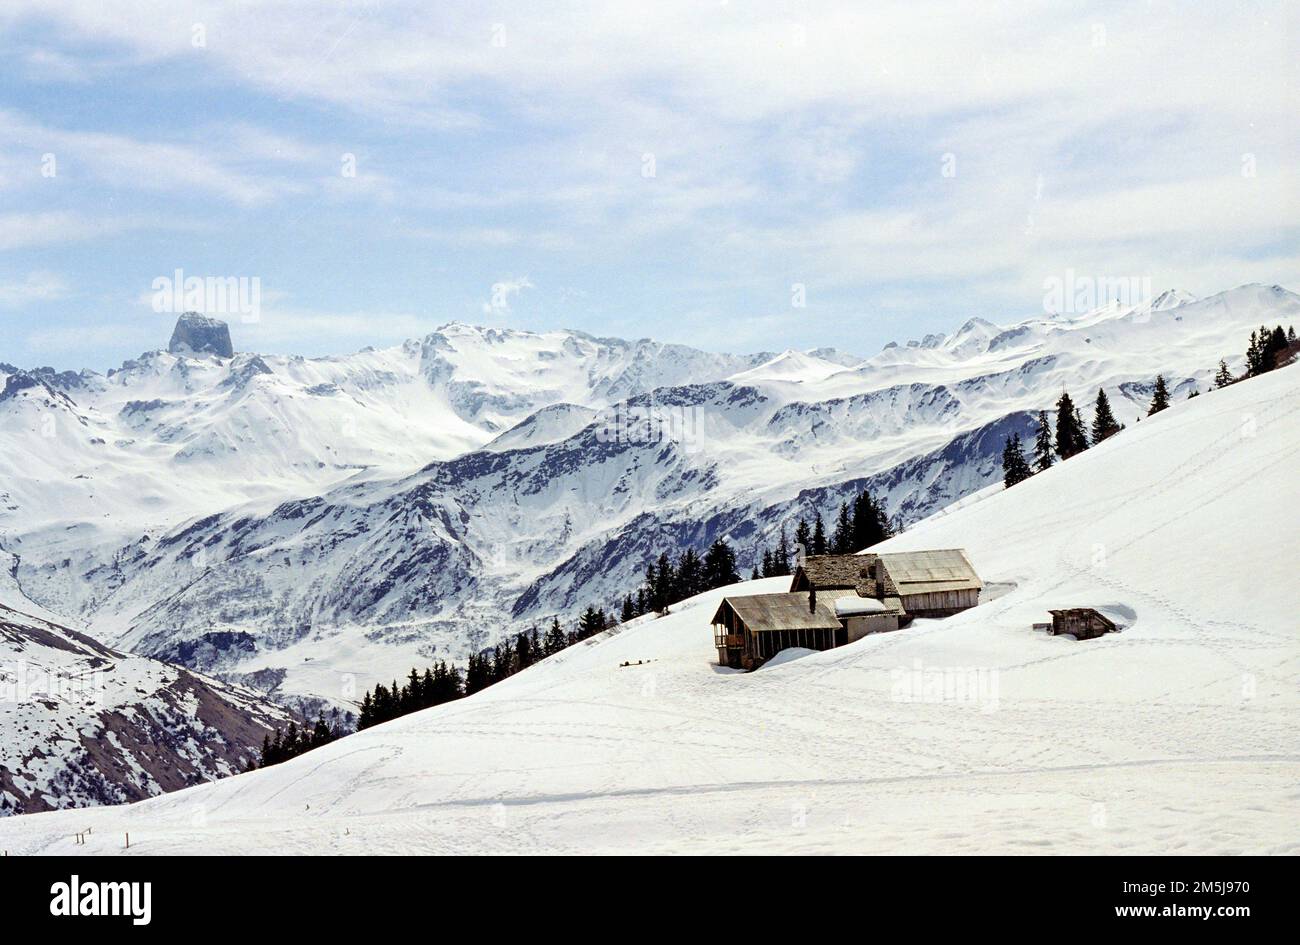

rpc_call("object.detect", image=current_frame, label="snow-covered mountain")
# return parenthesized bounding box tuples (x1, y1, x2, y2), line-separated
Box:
(0, 593, 294, 815)
(1, 285, 1297, 710)
(2, 356, 1295, 853)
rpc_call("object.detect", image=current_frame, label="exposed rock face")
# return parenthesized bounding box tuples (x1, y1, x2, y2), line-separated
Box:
(168, 312, 234, 358)
(0, 602, 295, 815)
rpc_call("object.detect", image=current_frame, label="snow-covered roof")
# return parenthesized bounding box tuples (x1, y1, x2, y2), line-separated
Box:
(833, 596, 888, 616)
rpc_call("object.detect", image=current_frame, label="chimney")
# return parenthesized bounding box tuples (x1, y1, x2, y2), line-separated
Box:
(808, 585, 817, 613)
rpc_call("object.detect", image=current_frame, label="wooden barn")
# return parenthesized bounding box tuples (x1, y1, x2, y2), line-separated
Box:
(711, 591, 845, 669)
(1047, 608, 1123, 640)
(712, 549, 982, 670)
(790, 549, 982, 618)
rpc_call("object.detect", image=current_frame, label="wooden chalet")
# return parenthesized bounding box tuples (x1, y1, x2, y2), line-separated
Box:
(711, 587, 909, 669)
(711, 592, 844, 669)
(791, 550, 982, 618)
(713, 549, 983, 670)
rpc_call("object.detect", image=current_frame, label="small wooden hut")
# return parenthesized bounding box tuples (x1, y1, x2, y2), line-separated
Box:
(1047, 608, 1121, 640)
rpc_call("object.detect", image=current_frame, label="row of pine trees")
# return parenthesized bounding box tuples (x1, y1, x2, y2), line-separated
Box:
(751, 488, 894, 579)
(253, 709, 346, 769)
(619, 538, 742, 619)
(618, 487, 894, 619)
(355, 609, 619, 731)
(1003, 324, 1297, 488)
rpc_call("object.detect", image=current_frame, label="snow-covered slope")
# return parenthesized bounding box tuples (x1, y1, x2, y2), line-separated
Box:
(0, 599, 294, 816)
(1, 361, 1295, 852)
(2, 285, 1297, 708)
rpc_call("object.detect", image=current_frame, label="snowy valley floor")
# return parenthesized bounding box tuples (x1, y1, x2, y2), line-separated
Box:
(1, 367, 1298, 855)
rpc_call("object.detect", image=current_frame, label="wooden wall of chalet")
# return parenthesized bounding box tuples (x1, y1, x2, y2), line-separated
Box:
(899, 587, 979, 617)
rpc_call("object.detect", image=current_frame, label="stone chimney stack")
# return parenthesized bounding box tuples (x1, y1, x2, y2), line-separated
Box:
(808, 585, 817, 614)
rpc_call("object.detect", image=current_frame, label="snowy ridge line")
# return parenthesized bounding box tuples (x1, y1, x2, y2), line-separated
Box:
(0, 284, 1296, 711)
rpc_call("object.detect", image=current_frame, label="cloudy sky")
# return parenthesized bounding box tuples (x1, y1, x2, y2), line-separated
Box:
(2, 1, 1297, 369)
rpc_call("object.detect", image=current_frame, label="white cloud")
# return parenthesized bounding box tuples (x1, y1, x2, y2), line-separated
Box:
(0, 109, 311, 205)
(0, 270, 70, 307)
(0, 210, 148, 250)
(2, 1, 1296, 349)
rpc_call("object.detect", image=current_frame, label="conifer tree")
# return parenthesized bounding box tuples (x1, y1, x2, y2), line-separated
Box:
(493, 637, 515, 680)
(832, 502, 852, 554)
(1214, 359, 1233, 389)
(1246, 329, 1263, 377)
(1033, 410, 1054, 471)
(1090, 388, 1122, 443)
(1055, 392, 1087, 459)
(676, 547, 704, 599)
(811, 514, 827, 555)
(850, 491, 870, 550)
(1269, 325, 1288, 368)
(465, 653, 489, 695)
(793, 518, 811, 558)
(620, 595, 636, 623)
(311, 714, 332, 746)
(1002, 433, 1032, 487)
(578, 604, 606, 640)
(1147, 374, 1170, 415)
(850, 489, 889, 549)
(405, 668, 422, 711)
(544, 616, 567, 655)
(652, 551, 675, 612)
(773, 528, 791, 577)
(702, 538, 740, 589)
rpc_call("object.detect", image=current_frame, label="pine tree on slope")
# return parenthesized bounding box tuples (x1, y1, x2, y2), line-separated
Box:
(1214, 360, 1233, 389)
(1148, 374, 1171, 415)
(811, 514, 827, 555)
(1001, 433, 1032, 487)
(1033, 410, 1054, 472)
(1055, 392, 1087, 459)
(1090, 388, 1122, 443)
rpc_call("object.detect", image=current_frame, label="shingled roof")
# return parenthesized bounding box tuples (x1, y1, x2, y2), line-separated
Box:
(789, 555, 872, 593)
(710, 593, 842, 633)
(790, 550, 981, 597)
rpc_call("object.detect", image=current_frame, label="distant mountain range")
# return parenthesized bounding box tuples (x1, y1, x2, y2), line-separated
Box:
(2, 284, 1297, 712)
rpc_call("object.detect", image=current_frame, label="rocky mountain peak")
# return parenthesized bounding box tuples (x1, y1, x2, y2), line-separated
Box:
(168, 312, 234, 359)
